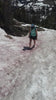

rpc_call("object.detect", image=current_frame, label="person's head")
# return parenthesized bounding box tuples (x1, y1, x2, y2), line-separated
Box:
(31, 24, 35, 29)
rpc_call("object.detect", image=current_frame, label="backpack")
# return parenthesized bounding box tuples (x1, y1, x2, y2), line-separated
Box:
(30, 27, 36, 37)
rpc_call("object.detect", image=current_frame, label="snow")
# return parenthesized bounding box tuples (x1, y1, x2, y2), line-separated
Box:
(27, 0, 30, 1)
(13, 1, 24, 7)
(17, 3, 24, 7)
(34, 2, 50, 7)
(24, 1, 50, 12)
(0, 27, 56, 100)
(49, 8, 52, 11)
(40, 15, 47, 20)
(38, 0, 44, 1)
(21, 24, 31, 27)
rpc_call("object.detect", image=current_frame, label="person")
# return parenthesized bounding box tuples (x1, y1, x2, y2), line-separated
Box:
(29, 24, 38, 48)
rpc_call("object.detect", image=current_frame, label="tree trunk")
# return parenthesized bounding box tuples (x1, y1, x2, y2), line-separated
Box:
(3, 0, 13, 32)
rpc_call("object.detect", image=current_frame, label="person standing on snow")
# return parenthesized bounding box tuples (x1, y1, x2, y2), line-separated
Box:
(29, 24, 38, 48)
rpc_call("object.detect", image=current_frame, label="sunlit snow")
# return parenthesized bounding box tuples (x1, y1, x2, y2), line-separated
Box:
(0, 27, 56, 100)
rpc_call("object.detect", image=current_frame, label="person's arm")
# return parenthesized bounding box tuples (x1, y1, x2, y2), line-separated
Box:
(28, 28, 31, 37)
(36, 28, 38, 40)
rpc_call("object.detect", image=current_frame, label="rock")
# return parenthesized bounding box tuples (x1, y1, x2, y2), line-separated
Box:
(8, 19, 45, 36)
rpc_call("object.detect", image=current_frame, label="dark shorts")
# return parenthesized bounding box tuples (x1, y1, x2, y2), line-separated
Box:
(29, 35, 37, 40)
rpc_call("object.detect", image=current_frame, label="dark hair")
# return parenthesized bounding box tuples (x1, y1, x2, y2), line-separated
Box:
(31, 24, 35, 30)
(31, 26, 34, 30)
(31, 24, 35, 27)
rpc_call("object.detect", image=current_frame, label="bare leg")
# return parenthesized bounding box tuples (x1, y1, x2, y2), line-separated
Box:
(33, 40, 36, 47)
(29, 39, 32, 48)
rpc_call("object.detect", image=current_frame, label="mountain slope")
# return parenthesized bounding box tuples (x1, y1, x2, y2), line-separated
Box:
(20, 0, 54, 5)
(0, 27, 56, 100)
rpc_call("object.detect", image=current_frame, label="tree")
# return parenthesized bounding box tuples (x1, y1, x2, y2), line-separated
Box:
(0, 0, 4, 27)
(3, 0, 13, 32)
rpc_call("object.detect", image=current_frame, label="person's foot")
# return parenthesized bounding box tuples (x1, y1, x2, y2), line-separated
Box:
(29, 45, 31, 48)
(33, 45, 35, 48)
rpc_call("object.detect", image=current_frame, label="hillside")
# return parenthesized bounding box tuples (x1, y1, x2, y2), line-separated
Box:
(20, 0, 54, 5)
(12, 0, 56, 31)
(0, 27, 56, 100)
(43, 0, 54, 5)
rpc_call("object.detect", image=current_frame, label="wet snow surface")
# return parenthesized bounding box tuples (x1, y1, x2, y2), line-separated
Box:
(0, 28, 56, 100)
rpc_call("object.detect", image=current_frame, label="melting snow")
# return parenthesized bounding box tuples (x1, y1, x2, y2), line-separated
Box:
(0, 27, 56, 100)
